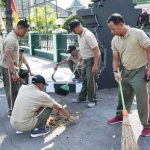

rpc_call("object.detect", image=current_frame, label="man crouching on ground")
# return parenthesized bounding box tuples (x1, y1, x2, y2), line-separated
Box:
(10, 75, 79, 137)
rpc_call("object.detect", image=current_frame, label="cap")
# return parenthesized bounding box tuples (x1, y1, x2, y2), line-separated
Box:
(32, 75, 48, 86)
(68, 20, 80, 33)
(66, 45, 76, 53)
(19, 49, 24, 52)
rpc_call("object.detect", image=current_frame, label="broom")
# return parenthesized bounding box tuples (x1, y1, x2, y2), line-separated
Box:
(117, 68, 140, 150)
(56, 62, 80, 96)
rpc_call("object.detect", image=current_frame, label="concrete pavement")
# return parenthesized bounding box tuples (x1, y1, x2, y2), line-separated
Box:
(0, 54, 149, 150)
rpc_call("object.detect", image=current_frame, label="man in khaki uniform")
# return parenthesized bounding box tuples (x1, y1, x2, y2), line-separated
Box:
(54, 45, 82, 83)
(10, 75, 79, 137)
(0, 20, 29, 117)
(107, 13, 150, 136)
(68, 20, 101, 108)
(0, 26, 3, 81)
(19, 49, 34, 83)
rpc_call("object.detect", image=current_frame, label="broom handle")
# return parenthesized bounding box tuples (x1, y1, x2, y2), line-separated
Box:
(117, 68, 126, 109)
(67, 62, 80, 85)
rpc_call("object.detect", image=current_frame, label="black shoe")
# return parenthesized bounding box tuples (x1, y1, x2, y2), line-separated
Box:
(30, 128, 50, 138)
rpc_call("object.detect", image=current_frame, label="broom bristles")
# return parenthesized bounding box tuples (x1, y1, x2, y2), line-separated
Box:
(56, 88, 69, 96)
(122, 113, 140, 150)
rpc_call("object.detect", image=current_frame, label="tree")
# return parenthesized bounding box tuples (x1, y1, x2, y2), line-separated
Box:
(62, 13, 86, 31)
(5, 0, 13, 33)
(1, 0, 13, 33)
(27, 5, 58, 33)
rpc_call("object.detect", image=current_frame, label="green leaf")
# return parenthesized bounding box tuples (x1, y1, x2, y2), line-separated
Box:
(62, 13, 87, 30)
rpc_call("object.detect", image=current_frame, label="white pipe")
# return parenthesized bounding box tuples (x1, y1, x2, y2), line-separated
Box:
(31, 0, 34, 14)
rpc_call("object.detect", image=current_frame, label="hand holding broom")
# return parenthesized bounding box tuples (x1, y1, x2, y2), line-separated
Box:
(117, 68, 140, 150)
(113, 70, 122, 82)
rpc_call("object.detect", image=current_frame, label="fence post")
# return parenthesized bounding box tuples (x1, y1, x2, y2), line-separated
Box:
(28, 31, 40, 55)
(52, 28, 67, 62)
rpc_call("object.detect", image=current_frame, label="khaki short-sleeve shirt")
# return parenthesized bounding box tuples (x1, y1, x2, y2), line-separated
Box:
(1, 31, 19, 68)
(78, 28, 100, 59)
(10, 84, 55, 131)
(0, 35, 3, 51)
(111, 27, 150, 70)
(19, 56, 27, 69)
(67, 50, 81, 61)
(0, 35, 3, 60)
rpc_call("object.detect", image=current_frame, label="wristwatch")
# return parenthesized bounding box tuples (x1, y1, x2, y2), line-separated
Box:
(113, 71, 117, 74)
(11, 70, 16, 75)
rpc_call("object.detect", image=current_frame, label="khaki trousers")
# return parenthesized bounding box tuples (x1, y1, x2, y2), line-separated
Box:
(78, 56, 101, 102)
(1, 67, 19, 112)
(116, 66, 150, 128)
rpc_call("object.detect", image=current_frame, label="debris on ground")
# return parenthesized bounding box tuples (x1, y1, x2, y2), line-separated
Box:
(112, 135, 116, 139)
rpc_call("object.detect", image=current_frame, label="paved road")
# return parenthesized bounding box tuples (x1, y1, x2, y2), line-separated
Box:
(0, 54, 149, 150)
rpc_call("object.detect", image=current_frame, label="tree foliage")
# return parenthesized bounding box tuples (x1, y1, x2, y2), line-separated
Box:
(27, 5, 58, 33)
(62, 13, 86, 31)
(0, 0, 5, 7)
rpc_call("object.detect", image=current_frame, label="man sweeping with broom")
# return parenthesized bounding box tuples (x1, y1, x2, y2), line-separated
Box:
(107, 13, 150, 139)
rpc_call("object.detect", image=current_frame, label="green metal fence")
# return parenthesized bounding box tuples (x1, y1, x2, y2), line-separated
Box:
(39, 33, 53, 51)
(66, 34, 78, 48)
(133, 0, 149, 3)
(19, 32, 78, 52)
(19, 34, 29, 47)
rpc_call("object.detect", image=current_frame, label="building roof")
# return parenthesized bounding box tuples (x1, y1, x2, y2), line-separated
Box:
(69, 0, 85, 8)
(66, 0, 86, 13)
(13, 0, 68, 19)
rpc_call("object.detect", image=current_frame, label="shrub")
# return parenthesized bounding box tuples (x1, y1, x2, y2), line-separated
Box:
(62, 13, 86, 31)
